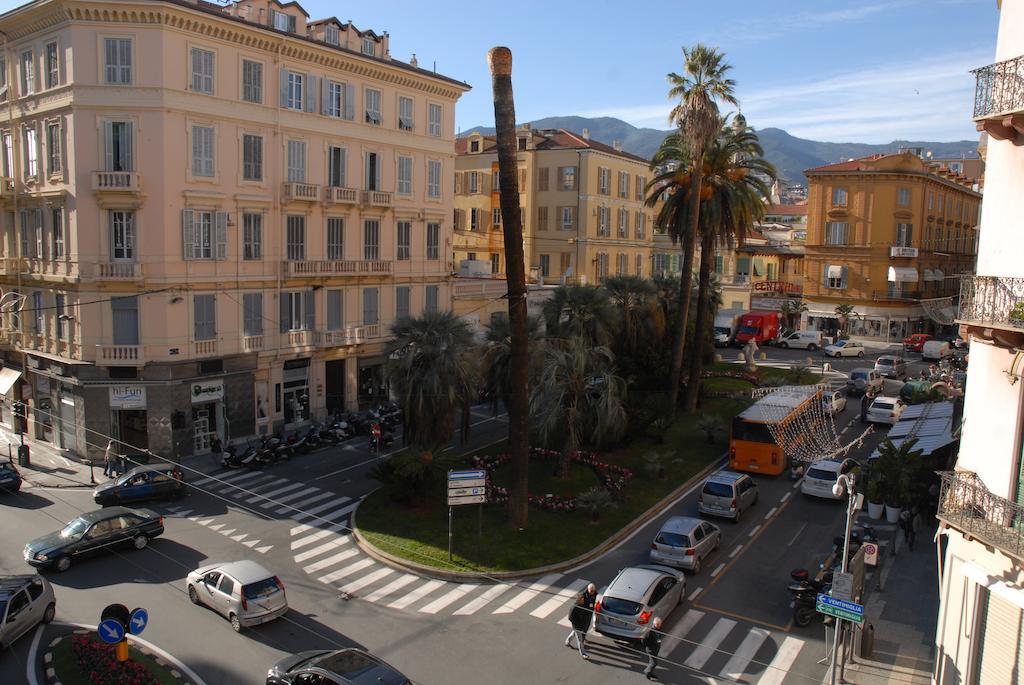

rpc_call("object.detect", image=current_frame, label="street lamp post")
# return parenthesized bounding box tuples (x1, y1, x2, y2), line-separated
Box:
(830, 472, 858, 685)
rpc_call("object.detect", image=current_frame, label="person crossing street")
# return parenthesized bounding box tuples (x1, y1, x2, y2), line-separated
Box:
(643, 616, 664, 680)
(564, 583, 597, 659)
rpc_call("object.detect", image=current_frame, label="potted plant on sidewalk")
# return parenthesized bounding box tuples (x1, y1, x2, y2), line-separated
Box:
(874, 438, 924, 524)
(866, 476, 885, 520)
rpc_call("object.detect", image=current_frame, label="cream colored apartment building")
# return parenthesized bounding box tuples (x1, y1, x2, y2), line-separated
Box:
(454, 127, 656, 287)
(0, 0, 467, 461)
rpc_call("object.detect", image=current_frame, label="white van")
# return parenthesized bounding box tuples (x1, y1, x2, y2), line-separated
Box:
(921, 340, 952, 361)
(778, 330, 823, 350)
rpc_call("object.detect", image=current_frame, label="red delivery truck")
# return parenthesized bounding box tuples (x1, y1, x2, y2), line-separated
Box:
(734, 310, 782, 346)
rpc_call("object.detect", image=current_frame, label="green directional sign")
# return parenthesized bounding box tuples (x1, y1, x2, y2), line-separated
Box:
(816, 593, 865, 624)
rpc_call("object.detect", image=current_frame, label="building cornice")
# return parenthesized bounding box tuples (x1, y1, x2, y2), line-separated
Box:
(806, 169, 981, 199)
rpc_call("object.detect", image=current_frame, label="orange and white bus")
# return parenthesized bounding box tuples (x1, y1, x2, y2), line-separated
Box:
(728, 386, 824, 476)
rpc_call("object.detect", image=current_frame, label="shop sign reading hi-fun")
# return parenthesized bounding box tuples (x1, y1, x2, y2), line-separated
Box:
(191, 379, 224, 403)
(109, 386, 147, 410)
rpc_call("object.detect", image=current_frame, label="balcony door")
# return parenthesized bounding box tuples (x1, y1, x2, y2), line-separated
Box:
(103, 121, 133, 172)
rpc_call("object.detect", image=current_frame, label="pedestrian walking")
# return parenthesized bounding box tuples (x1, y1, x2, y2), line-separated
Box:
(860, 393, 871, 423)
(909, 506, 923, 551)
(643, 616, 663, 680)
(899, 507, 919, 550)
(564, 583, 597, 659)
(103, 440, 116, 478)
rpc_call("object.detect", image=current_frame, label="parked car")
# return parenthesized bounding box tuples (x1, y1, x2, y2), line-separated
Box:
(873, 355, 907, 379)
(698, 471, 759, 522)
(801, 459, 858, 500)
(267, 649, 411, 685)
(824, 340, 865, 358)
(24, 507, 164, 572)
(187, 560, 288, 632)
(900, 379, 934, 404)
(846, 369, 884, 396)
(922, 340, 953, 361)
(867, 396, 906, 425)
(903, 333, 932, 353)
(0, 575, 55, 649)
(0, 462, 22, 493)
(93, 463, 186, 506)
(649, 516, 721, 574)
(821, 389, 848, 416)
(594, 565, 685, 642)
(778, 331, 823, 351)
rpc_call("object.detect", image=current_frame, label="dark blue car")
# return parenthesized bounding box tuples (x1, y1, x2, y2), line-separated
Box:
(93, 463, 185, 506)
(0, 463, 22, 493)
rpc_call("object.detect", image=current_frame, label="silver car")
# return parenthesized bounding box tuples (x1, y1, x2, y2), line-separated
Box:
(698, 471, 759, 521)
(650, 516, 721, 574)
(594, 565, 685, 642)
(874, 355, 907, 379)
(0, 575, 56, 648)
(187, 560, 288, 632)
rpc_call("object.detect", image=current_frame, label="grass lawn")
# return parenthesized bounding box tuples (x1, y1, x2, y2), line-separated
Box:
(51, 632, 179, 685)
(358, 397, 749, 573)
(703, 376, 756, 394)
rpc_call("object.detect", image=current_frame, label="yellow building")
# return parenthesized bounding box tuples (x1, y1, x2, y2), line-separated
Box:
(802, 151, 981, 340)
(454, 126, 656, 286)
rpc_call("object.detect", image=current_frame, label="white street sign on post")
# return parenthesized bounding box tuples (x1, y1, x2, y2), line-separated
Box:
(448, 486, 486, 497)
(448, 494, 487, 505)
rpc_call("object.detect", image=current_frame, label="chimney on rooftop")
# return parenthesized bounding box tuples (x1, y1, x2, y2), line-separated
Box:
(581, 128, 589, 140)
(409, 54, 418, 67)
(613, 140, 622, 152)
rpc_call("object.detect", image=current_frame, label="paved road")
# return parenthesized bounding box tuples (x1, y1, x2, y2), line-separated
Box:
(0, 352, 947, 684)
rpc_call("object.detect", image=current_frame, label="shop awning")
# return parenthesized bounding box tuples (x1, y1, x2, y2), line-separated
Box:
(0, 367, 21, 395)
(827, 264, 843, 279)
(923, 269, 934, 282)
(888, 266, 919, 283)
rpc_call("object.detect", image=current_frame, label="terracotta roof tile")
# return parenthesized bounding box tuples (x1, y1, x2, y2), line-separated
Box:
(765, 203, 808, 216)
(804, 154, 886, 174)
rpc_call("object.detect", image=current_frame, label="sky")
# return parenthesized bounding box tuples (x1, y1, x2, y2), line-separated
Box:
(3, 0, 998, 143)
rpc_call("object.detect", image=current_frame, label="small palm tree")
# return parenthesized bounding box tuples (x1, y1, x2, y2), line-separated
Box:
(603, 275, 659, 359)
(577, 486, 616, 522)
(779, 300, 808, 332)
(385, 311, 479, 447)
(835, 304, 856, 338)
(481, 314, 543, 415)
(541, 284, 615, 345)
(530, 337, 627, 477)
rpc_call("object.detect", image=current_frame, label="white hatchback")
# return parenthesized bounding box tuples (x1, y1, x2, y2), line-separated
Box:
(801, 458, 858, 500)
(867, 396, 906, 425)
(824, 340, 866, 358)
(187, 560, 288, 632)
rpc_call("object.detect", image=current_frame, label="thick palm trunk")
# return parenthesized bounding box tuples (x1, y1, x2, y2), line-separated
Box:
(685, 230, 715, 412)
(666, 158, 703, 410)
(489, 47, 530, 530)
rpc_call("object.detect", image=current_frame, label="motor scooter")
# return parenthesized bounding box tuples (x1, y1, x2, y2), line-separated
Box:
(788, 567, 833, 627)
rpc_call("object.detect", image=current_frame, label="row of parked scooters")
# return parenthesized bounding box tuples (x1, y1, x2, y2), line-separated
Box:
(217, 401, 403, 470)
(787, 524, 878, 627)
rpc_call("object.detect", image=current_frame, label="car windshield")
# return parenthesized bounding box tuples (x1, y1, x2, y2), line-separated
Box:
(872, 402, 895, 411)
(876, 359, 894, 367)
(833, 340, 847, 347)
(601, 596, 641, 616)
(655, 531, 691, 548)
(60, 517, 90, 538)
(807, 467, 838, 481)
(242, 577, 281, 600)
(851, 371, 867, 380)
(714, 327, 730, 335)
(702, 482, 733, 498)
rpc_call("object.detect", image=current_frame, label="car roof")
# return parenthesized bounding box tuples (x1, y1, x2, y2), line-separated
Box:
(311, 649, 405, 684)
(850, 367, 872, 374)
(659, 516, 703, 536)
(876, 356, 901, 363)
(807, 459, 845, 473)
(206, 560, 275, 584)
(606, 567, 665, 602)
(707, 470, 746, 485)
(76, 506, 142, 523)
(0, 575, 40, 600)
(126, 463, 177, 475)
(871, 396, 899, 404)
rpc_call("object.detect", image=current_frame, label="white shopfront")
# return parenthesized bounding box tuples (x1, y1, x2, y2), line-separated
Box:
(190, 379, 224, 453)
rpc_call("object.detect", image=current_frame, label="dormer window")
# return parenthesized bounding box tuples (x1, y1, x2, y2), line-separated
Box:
(470, 140, 480, 153)
(324, 25, 340, 46)
(272, 10, 296, 33)
(518, 137, 527, 151)
(362, 38, 375, 56)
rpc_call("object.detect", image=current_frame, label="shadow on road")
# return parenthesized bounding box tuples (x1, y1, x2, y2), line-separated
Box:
(43, 538, 208, 588)
(6, 489, 55, 510)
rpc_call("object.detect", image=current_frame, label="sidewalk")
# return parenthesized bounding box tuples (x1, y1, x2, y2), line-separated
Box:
(842, 518, 937, 685)
(0, 424, 99, 489)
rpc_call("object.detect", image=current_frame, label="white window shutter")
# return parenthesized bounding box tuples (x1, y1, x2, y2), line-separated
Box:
(305, 74, 317, 112)
(181, 208, 195, 260)
(343, 84, 355, 120)
(279, 66, 288, 107)
(215, 211, 227, 260)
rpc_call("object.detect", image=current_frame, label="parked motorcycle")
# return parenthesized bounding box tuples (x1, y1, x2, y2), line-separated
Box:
(789, 567, 833, 627)
(368, 429, 395, 452)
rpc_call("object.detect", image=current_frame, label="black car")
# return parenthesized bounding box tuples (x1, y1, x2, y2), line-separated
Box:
(0, 463, 22, 493)
(24, 507, 164, 573)
(267, 649, 411, 685)
(93, 463, 185, 506)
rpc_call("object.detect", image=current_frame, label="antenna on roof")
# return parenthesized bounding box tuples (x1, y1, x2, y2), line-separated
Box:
(433, 60, 437, 73)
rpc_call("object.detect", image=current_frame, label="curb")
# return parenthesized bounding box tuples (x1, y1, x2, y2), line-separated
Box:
(43, 629, 194, 685)
(352, 453, 728, 582)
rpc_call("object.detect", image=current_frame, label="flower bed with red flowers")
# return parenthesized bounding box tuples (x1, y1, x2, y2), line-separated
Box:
(470, 447, 632, 512)
(701, 369, 759, 383)
(49, 633, 178, 685)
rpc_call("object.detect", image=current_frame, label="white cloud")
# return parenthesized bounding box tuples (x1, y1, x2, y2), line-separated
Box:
(718, 1, 916, 45)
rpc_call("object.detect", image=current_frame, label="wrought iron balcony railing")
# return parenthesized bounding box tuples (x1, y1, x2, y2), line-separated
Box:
(972, 54, 1024, 119)
(937, 471, 1024, 561)
(957, 275, 1024, 330)
(872, 290, 921, 302)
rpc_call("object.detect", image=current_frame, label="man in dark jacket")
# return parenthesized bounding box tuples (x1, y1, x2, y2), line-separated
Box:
(564, 583, 597, 659)
(860, 392, 872, 423)
(643, 616, 663, 680)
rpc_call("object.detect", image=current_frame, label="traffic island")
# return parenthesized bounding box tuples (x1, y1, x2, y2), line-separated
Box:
(355, 397, 748, 576)
(45, 630, 192, 685)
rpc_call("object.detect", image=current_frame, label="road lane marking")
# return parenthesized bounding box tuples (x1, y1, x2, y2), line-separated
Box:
(793, 480, 802, 489)
(319, 558, 374, 584)
(339, 567, 394, 595)
(293, 536, 349, 562)
(275, 490, 335, 514)
(758, 635, 805, 685)
(530, 579, 588, 619)
(780, 491, 792, 503)
(291, 502, 355, 534)
(710, 563, 726, 577)
(420, 583, 479, 614)
(764, 506, 778, 520)
(244, 481, 306, 503)
(364, 574, 420, 603)
(493, 573, 563, 614)
(658, 609, 705, 660)
(728, 544, 743, 559)
(788, 522, 809, 548)
(303, 548, 359, 574)
(388, 579, 445, 610)
(290, 523, 348, 549)
(260, 486, 319, 508)
(215, 474, 274, 493)
(720, 627, 770, 680)
(688, 586, 704, 602)
(453, 584, 512, 615)
(684, 617, 736, 670)
(748, 524, 761, 537)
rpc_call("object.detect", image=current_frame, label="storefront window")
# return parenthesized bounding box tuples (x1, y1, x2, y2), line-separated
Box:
(283, 358, 311, 425)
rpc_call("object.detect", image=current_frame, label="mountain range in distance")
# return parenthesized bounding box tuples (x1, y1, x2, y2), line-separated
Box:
(459, 115, 981, 185)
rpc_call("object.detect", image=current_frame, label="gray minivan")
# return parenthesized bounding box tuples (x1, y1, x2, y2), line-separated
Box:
(698, 471, 759, 521)
(649, 516, 721, 574)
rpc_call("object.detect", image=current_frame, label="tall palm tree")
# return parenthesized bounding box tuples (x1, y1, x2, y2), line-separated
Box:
(530, 336, 627, 477)
(603, 275, 659, 359)
(385, 311, 479, 447)
(541, 284, 615, 345)
(653, 44, 738, 412)
(684, 122, 775, 411)
(779, 299, 809, 332)
(481, 313, 543, 415)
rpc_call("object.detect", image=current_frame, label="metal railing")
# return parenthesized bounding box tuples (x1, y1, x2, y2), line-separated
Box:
(972, 54, 1024, 119)
(872, 290, 921, 302)
(958, 275, 1024, 330)
(937, 471, 1024, 560)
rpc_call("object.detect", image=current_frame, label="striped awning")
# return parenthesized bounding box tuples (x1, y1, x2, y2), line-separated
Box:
(888, 266, 919, 283)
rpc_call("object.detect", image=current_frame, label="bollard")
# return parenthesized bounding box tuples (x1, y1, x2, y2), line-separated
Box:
(17, 444, 30, 466)
(859, 622, 875, 659)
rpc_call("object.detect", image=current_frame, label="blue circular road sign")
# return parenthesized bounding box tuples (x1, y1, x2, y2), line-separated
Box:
(128, 607, 149, 636)
(97, 618, 125, 644)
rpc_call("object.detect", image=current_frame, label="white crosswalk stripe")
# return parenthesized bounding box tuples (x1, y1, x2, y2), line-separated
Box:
(388, 580, 444, 610)
(493, 574, 562, 614)
(419, 584, 479, 614)
(364, 574, 420, 603)
(319, 558, 375, 585)
(720, 627, 769, 680)
(339, 568, 394, 595)
(244, 482, 306, 504)
(291, 503, 355, 535)
(303, 548, 359, 575)
(291, 523, 348, 550)
(758, 635, 804, 685)
(453, 584, 512, 616)
(215, 474, 274, 494)
(275, 490, 335, 514)
(260, 486, 320, 509)
(289, 499, 349, 525)
(294, 536, 350, 563)
(659, 610, 705, 660)
(684, 617, 736, 671)
(530, 579, 588, 619)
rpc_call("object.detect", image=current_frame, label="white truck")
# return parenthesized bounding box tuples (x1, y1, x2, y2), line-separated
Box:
(713, 309, 744, 347)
